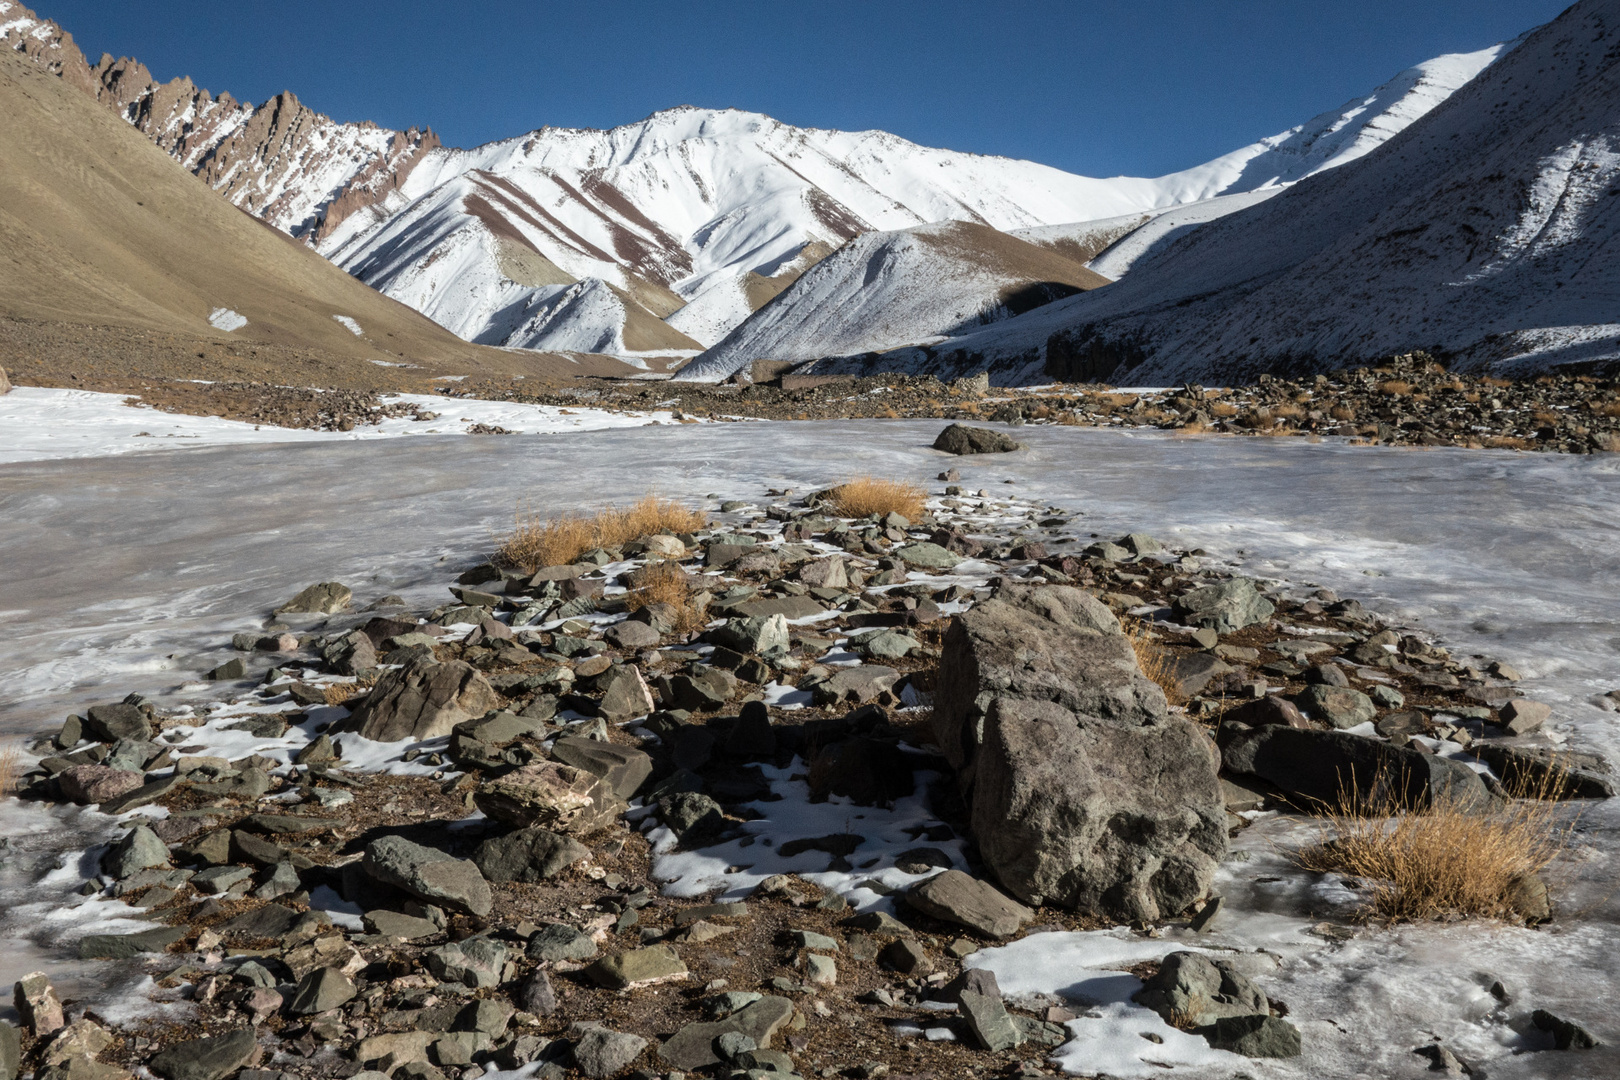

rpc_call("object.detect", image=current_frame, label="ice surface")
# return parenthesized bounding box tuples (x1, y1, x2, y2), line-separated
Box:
(1, 420, 1616, 1075)
(0, 387, 698, 464)
(206, 307, 247, 332)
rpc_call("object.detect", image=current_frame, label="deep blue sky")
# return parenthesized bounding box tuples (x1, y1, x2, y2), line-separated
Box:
(48, 0, 1568, 177)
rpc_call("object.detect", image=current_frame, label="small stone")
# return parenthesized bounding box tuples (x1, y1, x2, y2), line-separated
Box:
(425, 937, 507, 989)
(1532, 1008, 1600, 1050)
(102, 825, 169, 879)
(572, 1028, 647, 1079)
(1206, 1015, 1301, 1058)
(804, 954, 837, 987)
(287, 967, 355, 1015)
(363, 835, 493, 916)
(879, 939, 932, 976)
(586, 945, 688, 990)
(527, 923, 599, 962)
(1370, 684, 1406, 709)
(148, 1029, 256, 1080)
(658, 997, 795, 1070)
(14, 973, 65, 1036)
(904, 870, 1034, 938)
(1297, 684, 1376, 729)
(276, 582, 352, 615)
(84, 703, 151, 742)
(790, 930, 840, 952)
(517, 969, 558, 1016)
(1497, 699, 1552, 736)
(959, 990, 1020, 1052)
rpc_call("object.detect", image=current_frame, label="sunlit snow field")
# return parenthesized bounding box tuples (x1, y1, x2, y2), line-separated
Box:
(0, 408, 1616, 1078)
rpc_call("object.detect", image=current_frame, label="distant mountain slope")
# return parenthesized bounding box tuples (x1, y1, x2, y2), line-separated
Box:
(0, 44, 611, 382)
(6, 0, 1512, 365)
(841, 0, 1620, 384)
(679, 221, 1108, 381)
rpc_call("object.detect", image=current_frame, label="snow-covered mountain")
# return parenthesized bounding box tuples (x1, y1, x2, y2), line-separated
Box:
(679, 221, 1108, 381)
(8, 0, 1513, 367)
(826, 0, 1619, 384)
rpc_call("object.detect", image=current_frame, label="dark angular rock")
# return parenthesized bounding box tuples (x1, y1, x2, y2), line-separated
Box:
(473, 828, 589, 883)
(345, 655, 500, 742)
(77, 926, 186, 960)
(363, 836, 492, 916)
(148, 1028, 256, 1080)
(904, 870, 1033, 938)
(1205, 1014, 1302, 1058)
(551, 736, 653, 799)
(933, 424, 1023, 455)
(658, 996, 795, 1070)
(85, 703, 150, 743)
(935, 584, 1226, 920)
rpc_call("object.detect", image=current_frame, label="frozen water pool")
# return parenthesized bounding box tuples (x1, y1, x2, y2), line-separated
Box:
(0, 419, 1616, 1076)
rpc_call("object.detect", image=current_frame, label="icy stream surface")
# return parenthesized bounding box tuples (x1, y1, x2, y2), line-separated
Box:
(1, 420, 1617, 1077)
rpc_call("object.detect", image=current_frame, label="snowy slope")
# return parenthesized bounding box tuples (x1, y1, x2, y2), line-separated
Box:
(680, 221, 1109, 381)
(848, 0, 1620, 384)
(321, 46, 1503, 358)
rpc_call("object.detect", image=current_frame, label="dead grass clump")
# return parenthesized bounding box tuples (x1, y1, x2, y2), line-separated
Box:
(1295, 772, 1573, 922)
(1124, 618, 1183, 707)
(1272, 403, 1305, 421)
(1483, 375, 1513, 388)
(497, 496, 707, 572)
(1210, 401, 1239, 418)
(623, 561, 705, 632)
(823, 476, 926, 520)
(1592, 401, 1620, 417)
(1532, 410, 1559, 426)
(1330, 404, 1357, 421)
(0, 741, 22, 796)
(1378, 380, 1413, 396)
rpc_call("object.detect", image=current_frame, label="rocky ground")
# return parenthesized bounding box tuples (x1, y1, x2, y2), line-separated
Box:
(7, 344, 1618, 455)
(438, 352, 1620, 455)
(3, 428, 1612, 1080)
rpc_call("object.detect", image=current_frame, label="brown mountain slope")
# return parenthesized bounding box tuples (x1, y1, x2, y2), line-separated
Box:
(0, 47, 645, 389)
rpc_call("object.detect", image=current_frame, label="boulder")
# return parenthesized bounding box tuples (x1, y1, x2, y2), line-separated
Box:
(933, 424, 1023, 455)
(1206, 1015, 1302, 1058)
(474, 762, 623, 834)
(362, 836, 492, 916)
(424, 938, 506, 989)
(1220, 723, 1496, 811)
(810, 665, 900, 707)
(527, 923, 599, 962)
(1497, 699, 1551, 736)
(1221, 696, 1308, 729)
(893, 543, 960, 570)
(275, 582, 352, 615)
(1172, 579, 1275, 634)
(473, 828, 589, 883)
(347, 656, 499, 742)
(76, 927, 185, 959)
(904, 870, 1033, 938)
(796, 557, 848, 590)
(0, 1021, 16, 1080)
(934, 584, 1226, 921)
(149, 1029, 256, 1080)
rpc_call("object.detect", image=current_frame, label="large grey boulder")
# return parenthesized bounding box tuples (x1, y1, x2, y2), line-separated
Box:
(475, 762, 623, 834)
(572, 1028, 647, 1079)
(362, 836, 492, 916)
(347, 656, 500, 742)
(550, 736, 653, 800)
(102, 825, 169, 879)
(1172, 579, 1275, 634)
(1220, 723, 1496, 811)
(934, 584, 1226, 921)
(933, 423, 1024, 455)
(275, 582, 352, 615)
(905, 870, 1032, 938)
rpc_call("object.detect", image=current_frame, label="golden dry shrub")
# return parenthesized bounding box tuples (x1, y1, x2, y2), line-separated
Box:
(823, 476, 926, 520)
(1378, 380, 1414, 396)
(0, 741, 21, 796)
(1330, 404, 1357, 421)
(1123, 618, 1183, 707)
(623, 560, 706, 633)
(1593, 400, 1620, 417)
(1210, 401, 1239, 418)
(497, 495, 707, 572)
(1272, 403, 1305, 421)
(1295, 772, 1574, 922)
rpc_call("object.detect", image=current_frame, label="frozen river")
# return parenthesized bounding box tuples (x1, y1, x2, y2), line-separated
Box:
(1, 418, 1617, 1077)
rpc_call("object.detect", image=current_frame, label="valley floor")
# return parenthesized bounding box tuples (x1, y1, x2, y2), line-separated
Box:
(0, 421, 1616, 1080)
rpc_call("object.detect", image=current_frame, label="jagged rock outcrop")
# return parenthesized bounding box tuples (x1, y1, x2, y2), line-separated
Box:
(934, 584, 1226, 921)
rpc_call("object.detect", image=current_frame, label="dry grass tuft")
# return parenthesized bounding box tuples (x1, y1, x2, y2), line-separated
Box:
(1210, 401, 1238, 418)
(1482, 435, 1531, 451)
(1124, 618, 1184, 707)
(1378, 380, 1414, 396)
(0, 741, 22, 796)
(823, 476, 926, 520)
(1593, 401, 1620, 417)
(497, 496, 707, 572)
(1329, 404, 1357, 421)
(623, 560, 706, 632)
(1295, 770, 1573, 922)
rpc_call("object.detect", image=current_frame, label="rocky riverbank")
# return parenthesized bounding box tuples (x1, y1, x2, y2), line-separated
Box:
(442, 351, 1620, 455)
(3, 433, 1611, 1080)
